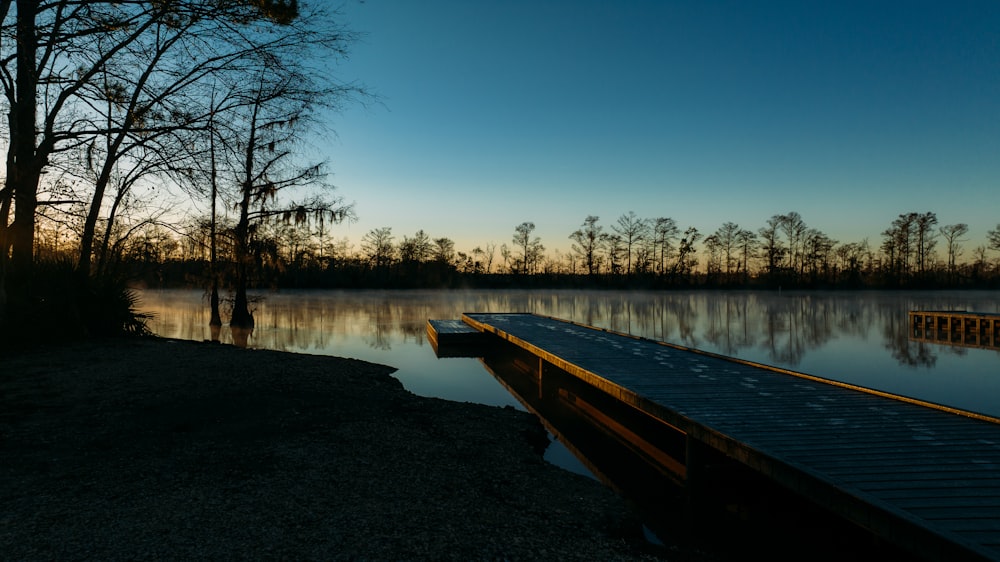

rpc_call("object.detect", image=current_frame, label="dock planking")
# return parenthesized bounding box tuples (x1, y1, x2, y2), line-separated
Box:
(459, 312, 1000, 562)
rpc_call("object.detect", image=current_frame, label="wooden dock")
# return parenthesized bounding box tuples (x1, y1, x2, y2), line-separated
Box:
(909, 311, 1000, 350)
(451, 312, 1000, 562)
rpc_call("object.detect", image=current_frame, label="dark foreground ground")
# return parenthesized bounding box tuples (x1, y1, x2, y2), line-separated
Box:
(0, 337, 726, 561)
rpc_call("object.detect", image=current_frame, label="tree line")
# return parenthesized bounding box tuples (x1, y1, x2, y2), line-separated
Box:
(0, 1, 362, 339)
(73, 209, 1000, 291)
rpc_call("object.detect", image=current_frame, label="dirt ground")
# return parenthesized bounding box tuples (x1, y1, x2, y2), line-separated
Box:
(0, 336, 723, 560)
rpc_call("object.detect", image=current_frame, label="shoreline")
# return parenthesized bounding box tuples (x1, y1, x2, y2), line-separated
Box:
(0, 336, 719, 560)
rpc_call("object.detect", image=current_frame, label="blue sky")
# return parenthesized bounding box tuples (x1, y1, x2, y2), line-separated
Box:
(318, 0, 1000, 257)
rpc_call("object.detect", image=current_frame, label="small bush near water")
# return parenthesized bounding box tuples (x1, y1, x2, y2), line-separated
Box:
(1, 259, 151, 345)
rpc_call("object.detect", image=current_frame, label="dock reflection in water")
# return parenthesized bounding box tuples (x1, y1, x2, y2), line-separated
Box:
(910, 328, 1000, 350)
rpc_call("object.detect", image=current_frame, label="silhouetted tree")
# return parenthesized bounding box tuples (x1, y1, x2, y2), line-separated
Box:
(673, 227, 701, 283)
(736, 228, 758, 281)
(432, 237, 456, 265)
(512, 222, 544, 274)
(1, 1, 174, 323)
(758, 216, 785, 279)
(779, 212, 807, 274)
(988, 224, 1000, 255)
(611, 211, 647, 275)
(940, 223, 968, 282)
(362, 227, 396, 270)
(651, 217, 679, 276)
(606, 234, 624, 276)
(712, 222, 740, 280)
(883, 213, 915, 281)
(0, 0, 362, 333)
(569, 215, 605, 276)
(914, 212, 938, 277)
(399, 230, 432, 264)
(228, 71, 353, 327)
(803, 229, 836, 283)
(471, 242, 496, 274)
(74, 4, 290, 279)
(972, 245, 990, 279)
(703, 234, 722, 281)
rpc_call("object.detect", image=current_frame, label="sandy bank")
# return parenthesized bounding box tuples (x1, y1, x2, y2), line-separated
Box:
(0, 337, 721, 560)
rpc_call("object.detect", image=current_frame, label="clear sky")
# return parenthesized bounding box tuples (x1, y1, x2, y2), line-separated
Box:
(318, 0, 1000, 258)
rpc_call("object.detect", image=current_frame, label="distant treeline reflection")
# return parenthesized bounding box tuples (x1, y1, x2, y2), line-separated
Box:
(143, 290, 993, 370)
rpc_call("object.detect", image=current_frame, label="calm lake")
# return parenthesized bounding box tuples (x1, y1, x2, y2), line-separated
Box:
(137, 288, 1000, 418)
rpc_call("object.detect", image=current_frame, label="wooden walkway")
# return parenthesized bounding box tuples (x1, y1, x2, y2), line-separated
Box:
(454, 312, 1000, 562)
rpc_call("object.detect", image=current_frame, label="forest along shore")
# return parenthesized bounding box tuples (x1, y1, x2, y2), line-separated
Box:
(0, 337, 719, 560)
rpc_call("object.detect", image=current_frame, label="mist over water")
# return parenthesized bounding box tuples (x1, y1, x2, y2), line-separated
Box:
(138, 288, 1000, 418)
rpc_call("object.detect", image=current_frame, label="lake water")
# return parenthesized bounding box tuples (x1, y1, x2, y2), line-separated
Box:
(137, 288, 1000, 419)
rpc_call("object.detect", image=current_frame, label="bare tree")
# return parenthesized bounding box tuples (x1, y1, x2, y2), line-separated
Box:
(227, 71, 354, 328)
(712, 222, 740, 278)
(651, 217, 678, 276)
(399, 230, 432, 264)
(432, 237, 456, 265)
(361, 227, 396, 270)
(703, 234, 721, 278)
(736, 228, 758, 280)
(673, 227, 702, 281)
(972, 245, 989, 277)
(803, 229, 836, 281)
(940, 223, 968, 280)
(499, 243, 511, 274)
(882, 213, 916, 280)
(1, 2, 167, 320)
(0, 0, 361, 328)
(611, 211, 647, 275)
(988, 224, 1000, 255)
(758, 215, 785, 277)
(469, 242, 497, 274)
(569, 215, 605, 276)
(605, 234, 624, 276)
(779, 212, 807, 274)
(914, 212, 938, 275)
(512, 222, 544, 274)
(482, 242, 497, 273)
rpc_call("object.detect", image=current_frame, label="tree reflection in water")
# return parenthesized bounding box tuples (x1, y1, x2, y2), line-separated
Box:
(137, 288, 1000, 417)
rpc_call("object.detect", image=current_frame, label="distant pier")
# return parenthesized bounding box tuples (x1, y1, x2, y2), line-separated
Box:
(909, 310, 1000, 350)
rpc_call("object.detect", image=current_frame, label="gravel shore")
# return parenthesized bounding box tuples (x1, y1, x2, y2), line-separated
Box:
(0, 337, 721, 560)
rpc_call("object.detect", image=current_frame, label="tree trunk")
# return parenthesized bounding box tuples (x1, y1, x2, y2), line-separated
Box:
(230, 182, 254, 329)
(95, 182, 125, 278)
(209, 283, 222, 327)
(230, 93, 259, 330)
(229, 280, 253, 329)
(80, 142, 124, 276)
(3, 0, 41, 324)
(208, 109, 222, 329)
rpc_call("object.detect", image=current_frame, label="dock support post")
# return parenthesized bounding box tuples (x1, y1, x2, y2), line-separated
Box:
(538, 357, 545, 400)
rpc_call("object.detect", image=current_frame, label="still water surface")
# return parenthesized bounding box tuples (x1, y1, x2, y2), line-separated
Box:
(137, 289, 1000, 420)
